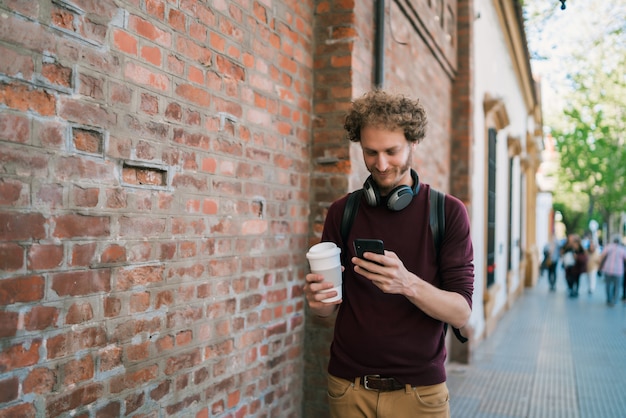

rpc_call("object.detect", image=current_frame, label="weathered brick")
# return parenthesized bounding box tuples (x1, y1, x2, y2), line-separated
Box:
(52, 214, 110, 239)
(0, 402, 36, 418)
(23, 367, 56, 395)
(65, 302, 94, 325)
(110, 365, 158, 393)
(51, 269, 111, 297)
(28, 243, 63, 270)
(24, 306, 59, 331)
(0, 243, 24, 271)
(0, 112, 30, 144)
(0, 212, 46, 241)
(0, 82, 55, 116)
(0, 275, 45, 305)
(0, 339, 41, 372)
(63, 355, 95, 385)
(46, 383, 103, 416)
(46, 327, 107, 360)
(0, 310, 18, 338)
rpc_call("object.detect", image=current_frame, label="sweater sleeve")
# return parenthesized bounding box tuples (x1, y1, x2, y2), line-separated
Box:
(438, 193, 474, 309)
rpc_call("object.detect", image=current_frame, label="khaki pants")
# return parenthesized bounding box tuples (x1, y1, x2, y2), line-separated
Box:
(327, 374, 450, 418)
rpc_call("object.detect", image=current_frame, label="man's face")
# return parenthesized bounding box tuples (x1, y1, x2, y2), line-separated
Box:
(360, 125, 415, 196)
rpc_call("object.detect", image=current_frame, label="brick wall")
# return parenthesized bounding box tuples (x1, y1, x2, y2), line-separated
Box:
(0, 0, 313, 416)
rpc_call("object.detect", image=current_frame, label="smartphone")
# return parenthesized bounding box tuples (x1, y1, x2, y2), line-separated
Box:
(353, 239, 385, 258)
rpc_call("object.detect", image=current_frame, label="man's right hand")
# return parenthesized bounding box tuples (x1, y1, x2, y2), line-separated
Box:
(303, 273, 342, 317)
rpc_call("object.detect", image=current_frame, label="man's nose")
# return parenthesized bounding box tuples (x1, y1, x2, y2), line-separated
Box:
(374, 155, 388, 171)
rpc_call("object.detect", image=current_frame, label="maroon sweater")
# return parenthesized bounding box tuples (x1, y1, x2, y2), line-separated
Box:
(322, 184, 474, 386)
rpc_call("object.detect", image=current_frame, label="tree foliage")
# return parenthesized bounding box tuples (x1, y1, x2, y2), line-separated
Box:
(523, 0, 626, 235)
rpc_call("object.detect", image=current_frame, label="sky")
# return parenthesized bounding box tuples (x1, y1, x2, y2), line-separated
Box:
(523, 0, 626, 124)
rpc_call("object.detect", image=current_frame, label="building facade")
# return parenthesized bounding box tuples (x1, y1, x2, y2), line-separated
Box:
(0, 0, 541, 416)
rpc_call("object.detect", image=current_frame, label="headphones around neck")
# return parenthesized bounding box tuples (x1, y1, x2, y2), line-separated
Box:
(363, 169, 420, 211)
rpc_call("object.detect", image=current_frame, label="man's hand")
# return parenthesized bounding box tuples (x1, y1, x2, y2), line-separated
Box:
(352, 250, 471, 328)
(303, 272, 342, 317)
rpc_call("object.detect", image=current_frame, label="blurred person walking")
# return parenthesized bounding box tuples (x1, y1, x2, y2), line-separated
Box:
(598, 235, 626, 306)
(542, 235, 561, 291)
(585, 241, 601, 294)
(561, 234, 587, 298)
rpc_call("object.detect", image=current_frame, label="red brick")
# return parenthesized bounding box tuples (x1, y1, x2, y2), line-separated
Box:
(70, 242, 97, 267)
(0, 339, 41, 372)
(0, 275, 45, 305)
(150, 380, 170, 400)
(0, 82, 55, 116)
(28, 243, 63, 270)
(0, 212, 46, 241)
(0, 112, 30, 143)
(63, 355, 95, 385)
(116, 265, 164, 290)
(23, 367, 56, 394)
(124, 62, 170, 91)
(128, 15, 172, 46)
(42, 62, 72, 88)
(73, 186, 99, 207)
(98, 345, 122, 372)
(0, 310, 18, 338)
(113, 29, 138, 55)
(126, 341, 150, 361)
(101, 244, 126, 264)
(130, 291, 150, 312)
(52, 214, 110, 239)
(141, 45, 162, 66)
(46, 327, 107, 359)
(0, 403, 36, 418)
(51, 269, 111, 297)
(96, 401, 121, 418)
(66, 302, 94, 325)
(46, 383, 103, 416)
(110, 365, 158, 393)
(78, 73, 105, 100)
(72, 128, 102, 154)
(125, 391, 145, 414)
(0, 242, 24, 270)
(24, 306, 58, 331)
(103, 296, 121, 317)
(175, 83, 210, 106)
(0, 45, 33, 80)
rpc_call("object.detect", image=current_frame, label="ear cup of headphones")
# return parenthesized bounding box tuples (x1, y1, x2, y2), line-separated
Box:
(386, 185, 414, 211)
(363, 176, 381, 207)
(362, 169, 421, 211)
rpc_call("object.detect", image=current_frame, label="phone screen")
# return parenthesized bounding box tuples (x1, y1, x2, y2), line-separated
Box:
(353, 239, 384, 258)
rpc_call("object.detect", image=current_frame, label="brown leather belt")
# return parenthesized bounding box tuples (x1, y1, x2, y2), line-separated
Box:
(361, 375, 405, 392)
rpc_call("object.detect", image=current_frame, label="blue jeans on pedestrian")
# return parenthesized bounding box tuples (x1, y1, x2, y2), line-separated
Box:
(605, 274, 619, 305)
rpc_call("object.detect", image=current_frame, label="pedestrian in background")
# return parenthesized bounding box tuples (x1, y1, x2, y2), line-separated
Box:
(585, 241, 601, 294)
(561, 234, 587, 298)
(598, 235, 626, 306)
(542, 234, 561, 291)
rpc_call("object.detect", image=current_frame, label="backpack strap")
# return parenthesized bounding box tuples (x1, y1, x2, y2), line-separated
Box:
(431, 188, 469, 344)
(429, 188, 445, 259)
(340, 189, 363, 262)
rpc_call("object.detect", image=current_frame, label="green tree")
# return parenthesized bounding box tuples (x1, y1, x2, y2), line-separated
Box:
(524, 0, 626, 236)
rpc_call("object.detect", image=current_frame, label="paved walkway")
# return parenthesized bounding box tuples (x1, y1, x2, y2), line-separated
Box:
(446, 270, 626, 418)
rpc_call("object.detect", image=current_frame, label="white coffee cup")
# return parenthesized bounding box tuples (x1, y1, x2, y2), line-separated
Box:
(306, 242, 342, 303)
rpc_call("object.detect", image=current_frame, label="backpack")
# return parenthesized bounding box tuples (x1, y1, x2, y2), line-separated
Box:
(340, 187, 468, 343)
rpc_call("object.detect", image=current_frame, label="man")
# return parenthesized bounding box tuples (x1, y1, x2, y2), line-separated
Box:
(303, 90, 474, 417)
(598, 235, 626, 306)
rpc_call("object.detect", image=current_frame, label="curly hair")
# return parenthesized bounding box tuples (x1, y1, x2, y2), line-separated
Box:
(344, 90, 427, 143)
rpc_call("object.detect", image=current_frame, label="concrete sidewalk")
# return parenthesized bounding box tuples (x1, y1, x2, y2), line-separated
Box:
(446, 271, 626, 418)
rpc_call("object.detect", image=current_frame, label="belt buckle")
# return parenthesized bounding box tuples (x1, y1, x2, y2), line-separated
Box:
(363, 374, 380, 391)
